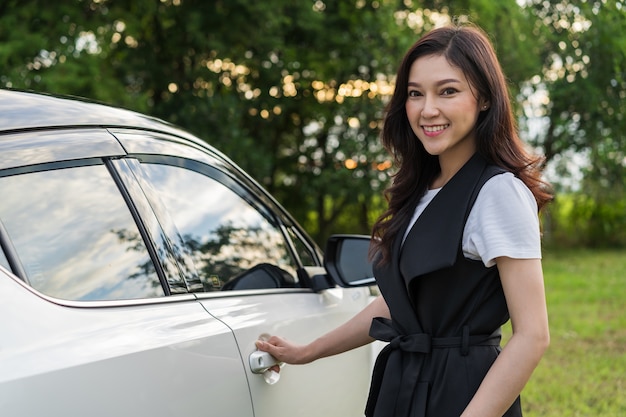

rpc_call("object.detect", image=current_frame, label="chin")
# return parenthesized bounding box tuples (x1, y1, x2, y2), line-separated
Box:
(422, 147, 446, 156)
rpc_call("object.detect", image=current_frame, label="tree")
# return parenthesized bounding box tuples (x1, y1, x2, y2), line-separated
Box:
(1, 0, 417, 243)
(3, 0, 595, 245)
(521, 0, 626, 194)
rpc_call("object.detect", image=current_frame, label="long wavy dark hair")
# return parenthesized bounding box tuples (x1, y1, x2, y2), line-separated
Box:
(371, 23, 552, 265)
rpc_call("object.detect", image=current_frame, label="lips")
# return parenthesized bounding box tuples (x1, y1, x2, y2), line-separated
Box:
(422, 124, 449, 133)
(421, 124, 449, 137)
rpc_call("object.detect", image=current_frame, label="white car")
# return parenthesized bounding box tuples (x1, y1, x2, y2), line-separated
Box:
(0, 89, 376, 417)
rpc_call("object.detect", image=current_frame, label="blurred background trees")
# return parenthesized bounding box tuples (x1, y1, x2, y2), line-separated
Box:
(1, 0, 624, 247)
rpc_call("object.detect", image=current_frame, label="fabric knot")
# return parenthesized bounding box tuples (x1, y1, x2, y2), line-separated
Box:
(370, 317, 432, 353)
(389, 333, 432, 353)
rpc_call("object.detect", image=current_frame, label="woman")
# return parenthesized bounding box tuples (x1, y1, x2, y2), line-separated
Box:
(256, 23, 551, 417)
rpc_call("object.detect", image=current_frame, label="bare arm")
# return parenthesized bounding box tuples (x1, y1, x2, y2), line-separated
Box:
(255, 295, 390, 365)
(461, 257, 550, 417)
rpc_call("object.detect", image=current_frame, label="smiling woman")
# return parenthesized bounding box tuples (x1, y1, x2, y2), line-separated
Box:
(256, 23, 553, 417)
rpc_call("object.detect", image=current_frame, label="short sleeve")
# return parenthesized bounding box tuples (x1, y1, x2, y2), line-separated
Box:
(463, 173, 541, 267)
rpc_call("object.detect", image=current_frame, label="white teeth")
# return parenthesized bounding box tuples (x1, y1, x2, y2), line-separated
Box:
(423, 124, 449, 133)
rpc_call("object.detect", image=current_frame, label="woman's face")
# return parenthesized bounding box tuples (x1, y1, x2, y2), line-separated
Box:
(405, 54, 486, 163)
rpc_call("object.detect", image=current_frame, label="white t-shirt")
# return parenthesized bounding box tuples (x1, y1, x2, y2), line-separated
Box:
(403, 172, 541, 267)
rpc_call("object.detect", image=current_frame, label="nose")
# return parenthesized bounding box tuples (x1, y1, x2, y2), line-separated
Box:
(421, 96, 439, 118)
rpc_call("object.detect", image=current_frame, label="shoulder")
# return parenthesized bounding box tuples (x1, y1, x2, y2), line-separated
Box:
(477, 172, 538, 213)
(463, 172, 541, 266)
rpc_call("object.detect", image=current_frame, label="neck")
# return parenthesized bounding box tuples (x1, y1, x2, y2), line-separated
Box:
(431, 150, 476, 189)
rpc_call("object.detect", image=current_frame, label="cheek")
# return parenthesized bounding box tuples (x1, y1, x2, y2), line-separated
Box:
(404, 106, 422, 137)
(456, 102, 481, 124)
(405, 101, 420, 119)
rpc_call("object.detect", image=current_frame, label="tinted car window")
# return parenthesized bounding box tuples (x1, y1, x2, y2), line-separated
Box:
(0, 246, 9, 271)
(140, 162, 299, 291)
(287, 227, 318, 267)
(0, 163, 164, 301)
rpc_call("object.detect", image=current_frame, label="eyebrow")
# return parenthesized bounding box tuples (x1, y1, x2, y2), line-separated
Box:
(407, 78, 462, 87)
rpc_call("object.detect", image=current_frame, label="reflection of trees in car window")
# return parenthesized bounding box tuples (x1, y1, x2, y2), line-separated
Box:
(0, 165, 164, 301)
(182, 221, 292, 290)
(141, 163, 298, 290)
(112, 228, 190, 293)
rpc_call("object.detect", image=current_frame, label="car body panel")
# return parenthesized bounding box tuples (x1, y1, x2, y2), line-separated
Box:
(197, 288, 372, 417)
(0, 267, 254, 417)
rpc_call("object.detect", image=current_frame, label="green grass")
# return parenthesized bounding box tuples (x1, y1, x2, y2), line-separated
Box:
(507, 248, 626, 416)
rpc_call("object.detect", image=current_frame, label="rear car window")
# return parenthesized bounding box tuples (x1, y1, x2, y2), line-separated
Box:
(0, 164, 164, 301)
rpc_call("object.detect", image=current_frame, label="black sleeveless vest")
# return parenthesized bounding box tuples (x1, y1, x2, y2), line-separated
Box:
(366, 153, 522, 417)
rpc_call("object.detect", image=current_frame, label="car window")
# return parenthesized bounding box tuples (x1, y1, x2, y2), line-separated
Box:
(0, 164, 164, 301)
(287, 227, 318, 266)
(0, 247, 9, 271)
(139, 162, 299, 291)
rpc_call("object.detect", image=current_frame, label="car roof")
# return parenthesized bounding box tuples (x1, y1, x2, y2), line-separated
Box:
(0, 89, 197, 142)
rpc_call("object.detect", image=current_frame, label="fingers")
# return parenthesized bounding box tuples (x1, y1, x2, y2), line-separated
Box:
(255, 336, 304, 365)
(256, 336, 287, 352)
(255, 339, 282, 365)
(254, 339, 275, 352)
(266, 335, 287, 346)
(268, 364, 281, 373)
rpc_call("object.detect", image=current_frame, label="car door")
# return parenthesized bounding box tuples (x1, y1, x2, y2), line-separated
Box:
(114, 129, 374, 417)
(0, 129, 254, 417)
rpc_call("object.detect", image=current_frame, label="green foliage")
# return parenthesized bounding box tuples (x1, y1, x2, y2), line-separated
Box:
(2, 0, 624, 246)
(523, 0, 626, 193)
(0, 0, 136, 107)
(419, 0, 543, 87)
(546, 193, 626, 248)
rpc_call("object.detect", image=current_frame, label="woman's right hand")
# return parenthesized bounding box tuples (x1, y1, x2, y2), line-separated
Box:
(255, 296, 390, 372)
(255, 335, 313, 366)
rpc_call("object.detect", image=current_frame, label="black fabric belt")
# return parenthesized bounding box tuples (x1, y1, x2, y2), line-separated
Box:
(366, 317, 502, 417)
(370, 317, 502, 355)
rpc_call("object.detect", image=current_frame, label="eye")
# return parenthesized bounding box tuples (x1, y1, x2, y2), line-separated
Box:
(407, 89, 422, 98)
(441, 87, 458, 96)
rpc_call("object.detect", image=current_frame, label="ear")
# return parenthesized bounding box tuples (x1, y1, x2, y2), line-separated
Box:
(480, 101, 490, 111)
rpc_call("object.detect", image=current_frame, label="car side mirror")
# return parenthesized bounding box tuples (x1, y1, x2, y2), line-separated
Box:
(324, 234, 375, 287)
